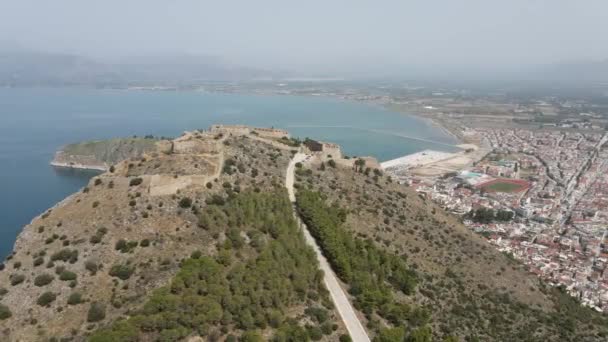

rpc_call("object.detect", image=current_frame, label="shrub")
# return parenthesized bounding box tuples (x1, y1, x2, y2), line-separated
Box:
(109, 264, 134, 280)
(59, 270, 77, 281)
(206, 194, 225, 206)
(0, 304, 11, 320)
(178, 197, 192, 208)
(92, 201, 100, 208)
(87, 302, 106, 322)
(139, 239, 150, 247)
(115, 239, 138, 253)
(85, 261, 98, 275)
(33, 257, 44, 267)
(34, 273, 54, 287)
(50, 249, 78, 263)
(37, 292, 56, 307)
(89, 235, 102, 244)
(67, 292, 83, 305)
(115, 239, 127, 251)
(206, 182, 213, 189)
(109, 165, 115, 173)
(129, 177, 143, 186)
(94, 178, 103, 186)
(9, 274, 25, 286)
(339, 335, 352, 342)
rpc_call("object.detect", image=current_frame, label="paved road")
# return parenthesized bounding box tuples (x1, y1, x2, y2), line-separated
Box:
(286, 153, 371, 342)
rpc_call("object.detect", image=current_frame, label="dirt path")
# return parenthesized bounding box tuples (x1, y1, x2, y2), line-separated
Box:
(286, 152, 371, 342)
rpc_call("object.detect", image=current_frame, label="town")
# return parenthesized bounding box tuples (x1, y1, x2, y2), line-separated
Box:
(384, 125, 608, 312)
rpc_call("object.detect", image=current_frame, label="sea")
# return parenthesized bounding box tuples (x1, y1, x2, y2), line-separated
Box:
(0, 87, 458, 258)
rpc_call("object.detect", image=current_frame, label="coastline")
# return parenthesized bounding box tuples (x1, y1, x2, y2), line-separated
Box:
(50, 161, 107, 171)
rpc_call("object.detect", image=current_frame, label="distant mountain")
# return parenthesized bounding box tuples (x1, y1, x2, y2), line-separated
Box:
(535, 60, 608, 83)
(0, 48, 279, 86)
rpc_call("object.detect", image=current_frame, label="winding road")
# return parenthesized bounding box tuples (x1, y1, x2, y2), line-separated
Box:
(286, 152, 371, 342)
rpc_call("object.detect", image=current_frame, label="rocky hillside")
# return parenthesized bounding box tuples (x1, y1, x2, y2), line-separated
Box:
(2, 125, 607, 342)
(294, 156, 608, 341)
(51, 137, 163, 170)
(0, 128, 346, 341)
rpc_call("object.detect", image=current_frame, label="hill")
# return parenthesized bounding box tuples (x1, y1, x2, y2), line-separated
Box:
(0, 48, 278, 87)
(0, 127, 345, 341)
(293, 155, 608, 341)
(1, 125, 607, 342)
(51, 137, 164, 171)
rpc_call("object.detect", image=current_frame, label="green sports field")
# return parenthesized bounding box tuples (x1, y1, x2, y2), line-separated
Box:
(481, 181, 526, 193)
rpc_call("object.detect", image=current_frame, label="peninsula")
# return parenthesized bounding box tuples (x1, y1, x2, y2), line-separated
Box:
(1, 125, 606, 342)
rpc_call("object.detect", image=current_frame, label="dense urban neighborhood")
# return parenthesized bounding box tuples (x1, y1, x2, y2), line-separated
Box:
(385, 126, 608, 312)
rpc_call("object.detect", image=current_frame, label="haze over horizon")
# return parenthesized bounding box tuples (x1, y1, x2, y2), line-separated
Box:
(2, 0, 608, 77)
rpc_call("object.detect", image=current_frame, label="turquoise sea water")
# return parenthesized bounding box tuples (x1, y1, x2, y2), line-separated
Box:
(0, 87, 457, 258)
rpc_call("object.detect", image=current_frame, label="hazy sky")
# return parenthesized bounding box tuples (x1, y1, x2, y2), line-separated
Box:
(1, 0, 607, 73)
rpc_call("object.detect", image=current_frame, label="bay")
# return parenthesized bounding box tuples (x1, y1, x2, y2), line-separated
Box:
(0, 87, 457, 258)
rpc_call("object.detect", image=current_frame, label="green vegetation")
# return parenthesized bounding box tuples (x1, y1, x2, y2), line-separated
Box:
(90, 190, 337, 341)
(67, 292, 83, 305)
(178, 197, 192, 208)
(109, 264, 135, 280)
(85, 260, 98, 275)
(37, 292, 56, 307)
(296, 190, 424, 336)
(9, 274, 25, 286)
(90, 227, 108, 244)
(87, 302, 106, 322)
(278, 136, 302, 147)
(34, 273, 54, 287)
(482, 181, 525, 193)
(0, 304, 11, 320)
(115, 239, 138, 253)
(467, 207, 514, 223)
(59, 270, 77, 281)
(50, 248, 78, 263)
(129, 177, 143, 186)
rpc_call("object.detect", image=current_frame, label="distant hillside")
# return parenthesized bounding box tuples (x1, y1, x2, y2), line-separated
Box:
(0, 48, 278, 86)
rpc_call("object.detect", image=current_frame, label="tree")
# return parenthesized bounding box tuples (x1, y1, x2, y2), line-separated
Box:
(354, 158, 366, 172)
(375, 327, 405, 342)
(339, 335, 353, 342)
(241, 331, 264, 342)
(406, 326, 432, 342)
(87, 302, 106, 322)
(179, 197, 192, 208)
